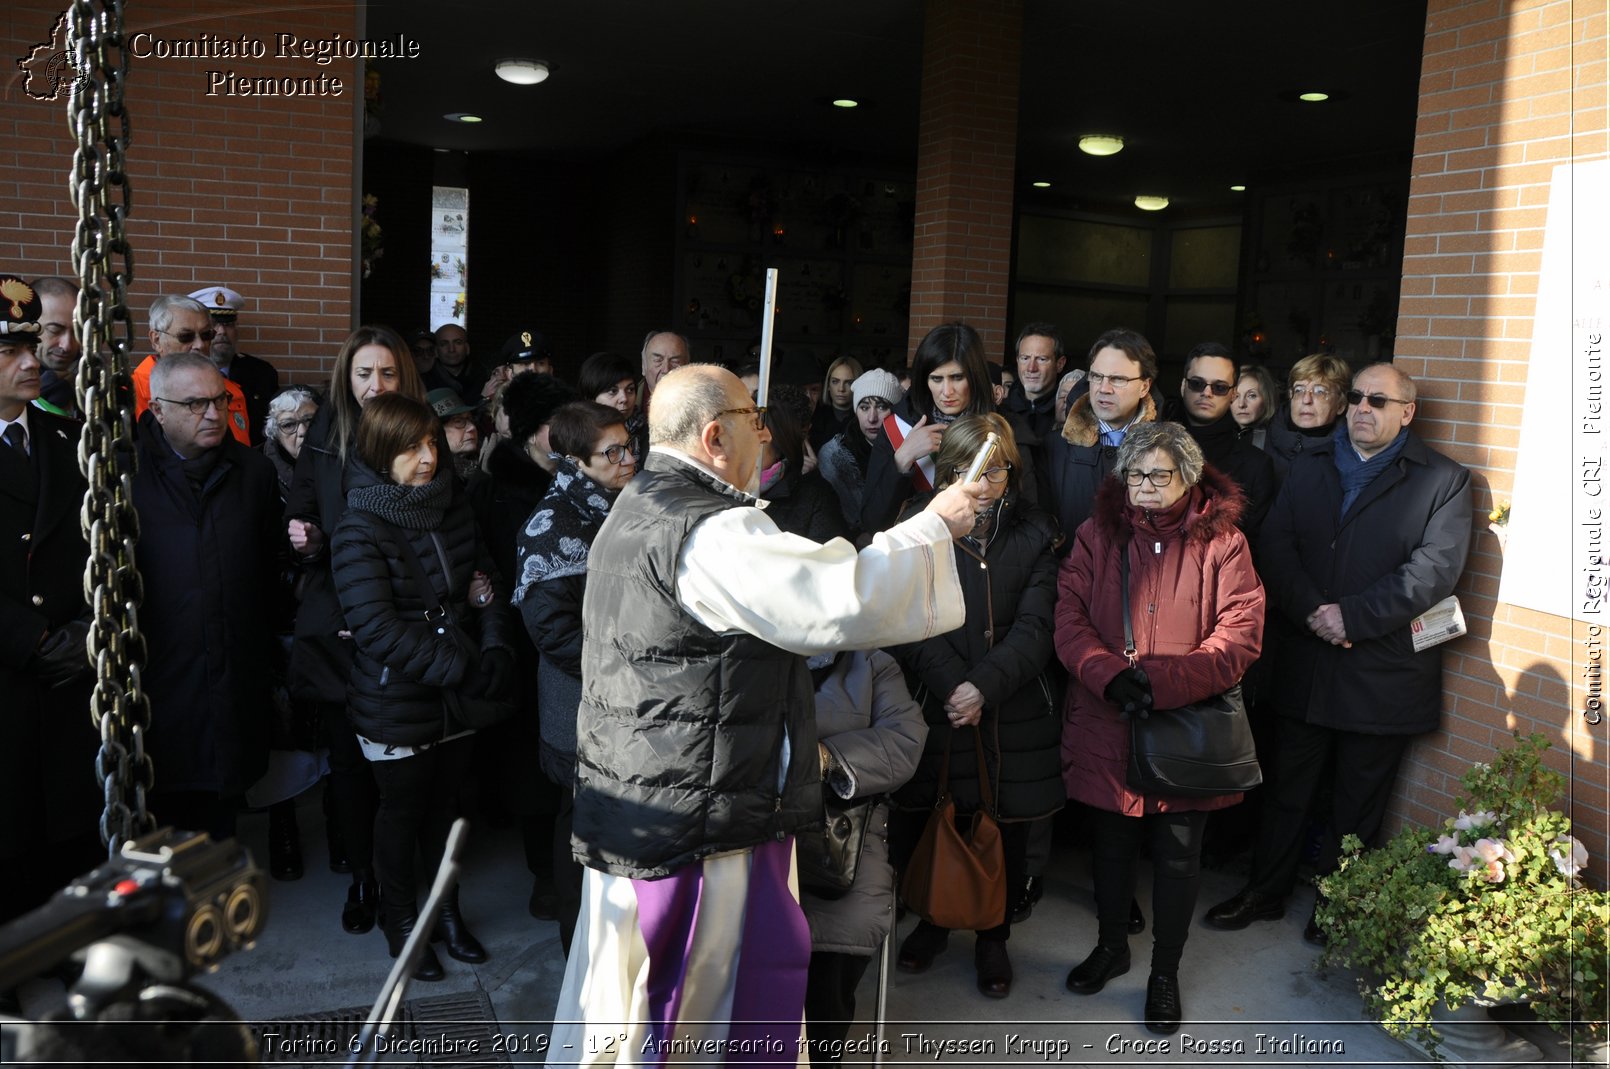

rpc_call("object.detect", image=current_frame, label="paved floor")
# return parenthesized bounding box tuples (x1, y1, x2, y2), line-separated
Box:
(174, 802, 1587, 1068)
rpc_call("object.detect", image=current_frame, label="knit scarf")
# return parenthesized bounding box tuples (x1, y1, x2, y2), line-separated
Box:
(512, 458, 616, 605)
(347, 473, 452, 530)
(1332, 422, 1408, 517)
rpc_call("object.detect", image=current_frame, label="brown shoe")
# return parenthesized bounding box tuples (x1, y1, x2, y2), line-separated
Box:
(975, 939, 1012, 999)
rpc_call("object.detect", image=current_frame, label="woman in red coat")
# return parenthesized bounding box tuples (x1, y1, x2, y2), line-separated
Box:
(1054, 421, 1264, 1035)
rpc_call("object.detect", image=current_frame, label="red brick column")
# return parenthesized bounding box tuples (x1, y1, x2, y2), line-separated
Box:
(1394, 0, 1607, 880)
(906, 0, 1022, 362)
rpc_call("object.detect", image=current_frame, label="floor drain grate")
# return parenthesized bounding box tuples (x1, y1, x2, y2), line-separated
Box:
(256, 989, 512, 1066)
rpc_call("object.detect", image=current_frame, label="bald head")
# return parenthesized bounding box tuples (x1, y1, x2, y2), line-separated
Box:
(649, 364, 739, 449)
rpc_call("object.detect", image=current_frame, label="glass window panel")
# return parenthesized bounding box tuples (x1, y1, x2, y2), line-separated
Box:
(1015, 216, 1151, 287)
(1169, 226, 1241, 289)
(1013, 287, 1151, 356)
(1163, 298, 1237, 357)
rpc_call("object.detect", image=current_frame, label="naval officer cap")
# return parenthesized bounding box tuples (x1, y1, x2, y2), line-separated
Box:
(188, 285, 245, 321)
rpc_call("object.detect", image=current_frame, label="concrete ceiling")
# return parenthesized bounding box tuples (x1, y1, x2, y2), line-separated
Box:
(364, 0, 1428, 214)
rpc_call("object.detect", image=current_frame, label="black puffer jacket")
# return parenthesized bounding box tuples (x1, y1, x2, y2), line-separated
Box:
(888, 492, 1063, 821)
(331, 464, 512, 746)
(1262, 410, 1338, 483)
(760, 461, 848, 543)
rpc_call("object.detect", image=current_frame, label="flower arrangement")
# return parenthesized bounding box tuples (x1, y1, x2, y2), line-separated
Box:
(360, 195, 384, 280)
(1316, 734, 1608, 1057)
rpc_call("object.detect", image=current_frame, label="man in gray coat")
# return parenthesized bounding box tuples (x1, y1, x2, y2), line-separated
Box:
(1204, 362, 1473, 943)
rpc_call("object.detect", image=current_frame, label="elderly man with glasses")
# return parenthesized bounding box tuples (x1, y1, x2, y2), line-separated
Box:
(1204, 361, 1472, 946)
(132, 294, 253, 445)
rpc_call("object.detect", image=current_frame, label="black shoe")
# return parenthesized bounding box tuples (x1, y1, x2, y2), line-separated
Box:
(1010, 876, 1043, 923)
(1128, 898, 1146, 935)
(974, 939, 1012, 999)
(268, 801, 304, 882)
(1303, 910, 1328, 947)
(528, 878, 559, 922)
(1065, 943, 1130, 994)
(383, 907, 445, 982)
(435, 892, 489, 963)
(896, 921, 950, 973)
(341, 878, 378, 934)
(1202, 888, 1285, 930)
(1144, 972, 1182, 1034)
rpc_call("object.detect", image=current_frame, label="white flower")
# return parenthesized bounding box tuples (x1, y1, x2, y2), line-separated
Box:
(1550, 836, 1588, 879)
(1471, 837, 1515, 865)
(1429, 834, 1461, 855)
(1448, 845, 1477, 873)
(1453, 810, 1498, 832)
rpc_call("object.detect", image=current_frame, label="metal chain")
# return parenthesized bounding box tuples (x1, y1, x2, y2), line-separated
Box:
(67, 0, 154, 853)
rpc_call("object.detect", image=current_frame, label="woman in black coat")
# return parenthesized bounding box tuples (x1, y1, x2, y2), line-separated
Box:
(332, 393, 514, 982)
(886, 413, 1062, 1000)
(513, 400, 635, 955)
(285, 326, 427, 932)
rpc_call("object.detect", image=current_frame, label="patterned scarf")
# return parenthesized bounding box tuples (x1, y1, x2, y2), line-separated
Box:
(512, 458, 617, 605)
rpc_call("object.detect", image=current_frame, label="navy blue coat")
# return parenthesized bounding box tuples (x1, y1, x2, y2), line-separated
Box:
(1259, 429, 1473, 735)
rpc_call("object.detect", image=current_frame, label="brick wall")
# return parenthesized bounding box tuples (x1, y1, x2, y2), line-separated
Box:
(2, 1, 358, 385)
(1394, 0, 1608, 879)
(907, 0, 1022, 363)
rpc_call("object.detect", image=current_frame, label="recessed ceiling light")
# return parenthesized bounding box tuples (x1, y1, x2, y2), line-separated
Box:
(831, 98, 859, 108)
(1230, 184, 1246, 192)
(1032, 181, 1051, 188)
(1134, 195, 1169, 211)
(1079, 134, 1125, 157)
(495, 59, 550, 85)
(1298, 91, 1330, 102)
(444, 112, 483, 123)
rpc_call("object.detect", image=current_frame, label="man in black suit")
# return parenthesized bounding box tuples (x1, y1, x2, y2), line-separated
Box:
(0, 275, 101, 924)
(189, 285, 280, 446)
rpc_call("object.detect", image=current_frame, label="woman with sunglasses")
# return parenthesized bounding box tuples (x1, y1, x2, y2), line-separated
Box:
(1264, 353, 1351, 481)
(1054, 421, 1264, 1035)
(886, 413, 1063, 1000)
(513, 400, 636, 955)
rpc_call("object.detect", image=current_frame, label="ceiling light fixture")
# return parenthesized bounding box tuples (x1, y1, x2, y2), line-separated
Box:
(495, 59, 551, 85)
(1032, 181, 1051, 188)
(1298, 91, 1330, 102)
(1134, 195, 1169, 211)
(831, 98, 859, 108)
(444, 112, 483, 123)
(1079, 134, 1125, 157)
(1230, 184, 1247, 192)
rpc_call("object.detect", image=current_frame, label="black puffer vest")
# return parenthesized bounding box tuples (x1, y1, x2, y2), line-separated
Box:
(571, 452, 820, 878)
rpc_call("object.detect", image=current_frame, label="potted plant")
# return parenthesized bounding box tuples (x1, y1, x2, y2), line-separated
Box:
(1316, 733, 1609, 1061)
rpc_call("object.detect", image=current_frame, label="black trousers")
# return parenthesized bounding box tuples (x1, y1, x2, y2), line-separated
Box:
(804, 951, 874, 1069)
(1089, 808, 1207, 975)
(893, 813, 1028, 940)
(369, 736, 473, 917)
(322, 702, 377, 882)
(1248, 718, 1411, 900)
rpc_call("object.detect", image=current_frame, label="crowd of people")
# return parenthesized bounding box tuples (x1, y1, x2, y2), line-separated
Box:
(0, 275, 1473, 1050)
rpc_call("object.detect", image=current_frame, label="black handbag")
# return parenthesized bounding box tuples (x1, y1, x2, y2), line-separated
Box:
(795, 794, 876, 898)
(1119, 552, 1261, 798)
(383, 522, 515, 732)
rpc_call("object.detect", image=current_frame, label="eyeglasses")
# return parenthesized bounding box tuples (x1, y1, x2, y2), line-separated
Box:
(591, 442, 635, 465)
(1290, 384, 1332, 400)
(1124, 467, 1177, 487)
(156, 391, 230, 416)
(1086, 371, 1142, 388)
(276, 417, 314, 434)
(1346, 389, 1411, 410)
(1184, 376, 1233, 397)
(716, 405, 767, 431)
(952, 464, 1012, 485)
(157, 327, 217, 345)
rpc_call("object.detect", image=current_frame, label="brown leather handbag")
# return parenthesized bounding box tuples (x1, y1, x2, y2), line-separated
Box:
(900, 726, 1006, 931)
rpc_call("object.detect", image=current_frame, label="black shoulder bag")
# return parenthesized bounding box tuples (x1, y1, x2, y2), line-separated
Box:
(1120, 550, 1262, 797)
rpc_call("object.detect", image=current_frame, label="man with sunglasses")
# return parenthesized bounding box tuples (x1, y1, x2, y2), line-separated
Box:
(131, 294, 252, 445)
(553, 363, 993, 1064)
(1168, 341, 1276, 543)
(1205, 362, 1472, 946)
(132, 351, 280, 841)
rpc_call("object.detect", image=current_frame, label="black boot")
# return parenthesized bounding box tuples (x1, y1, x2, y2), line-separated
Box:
(341, 874, 379, 934)
(323, 779, 351, 874)
(434, 890, 488, 963)
(268, 800, 304, 881)
(383, 905, 445, 982)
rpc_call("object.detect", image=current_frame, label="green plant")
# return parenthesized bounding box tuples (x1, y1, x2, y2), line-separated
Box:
(1318, 734, 1609, 1058)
